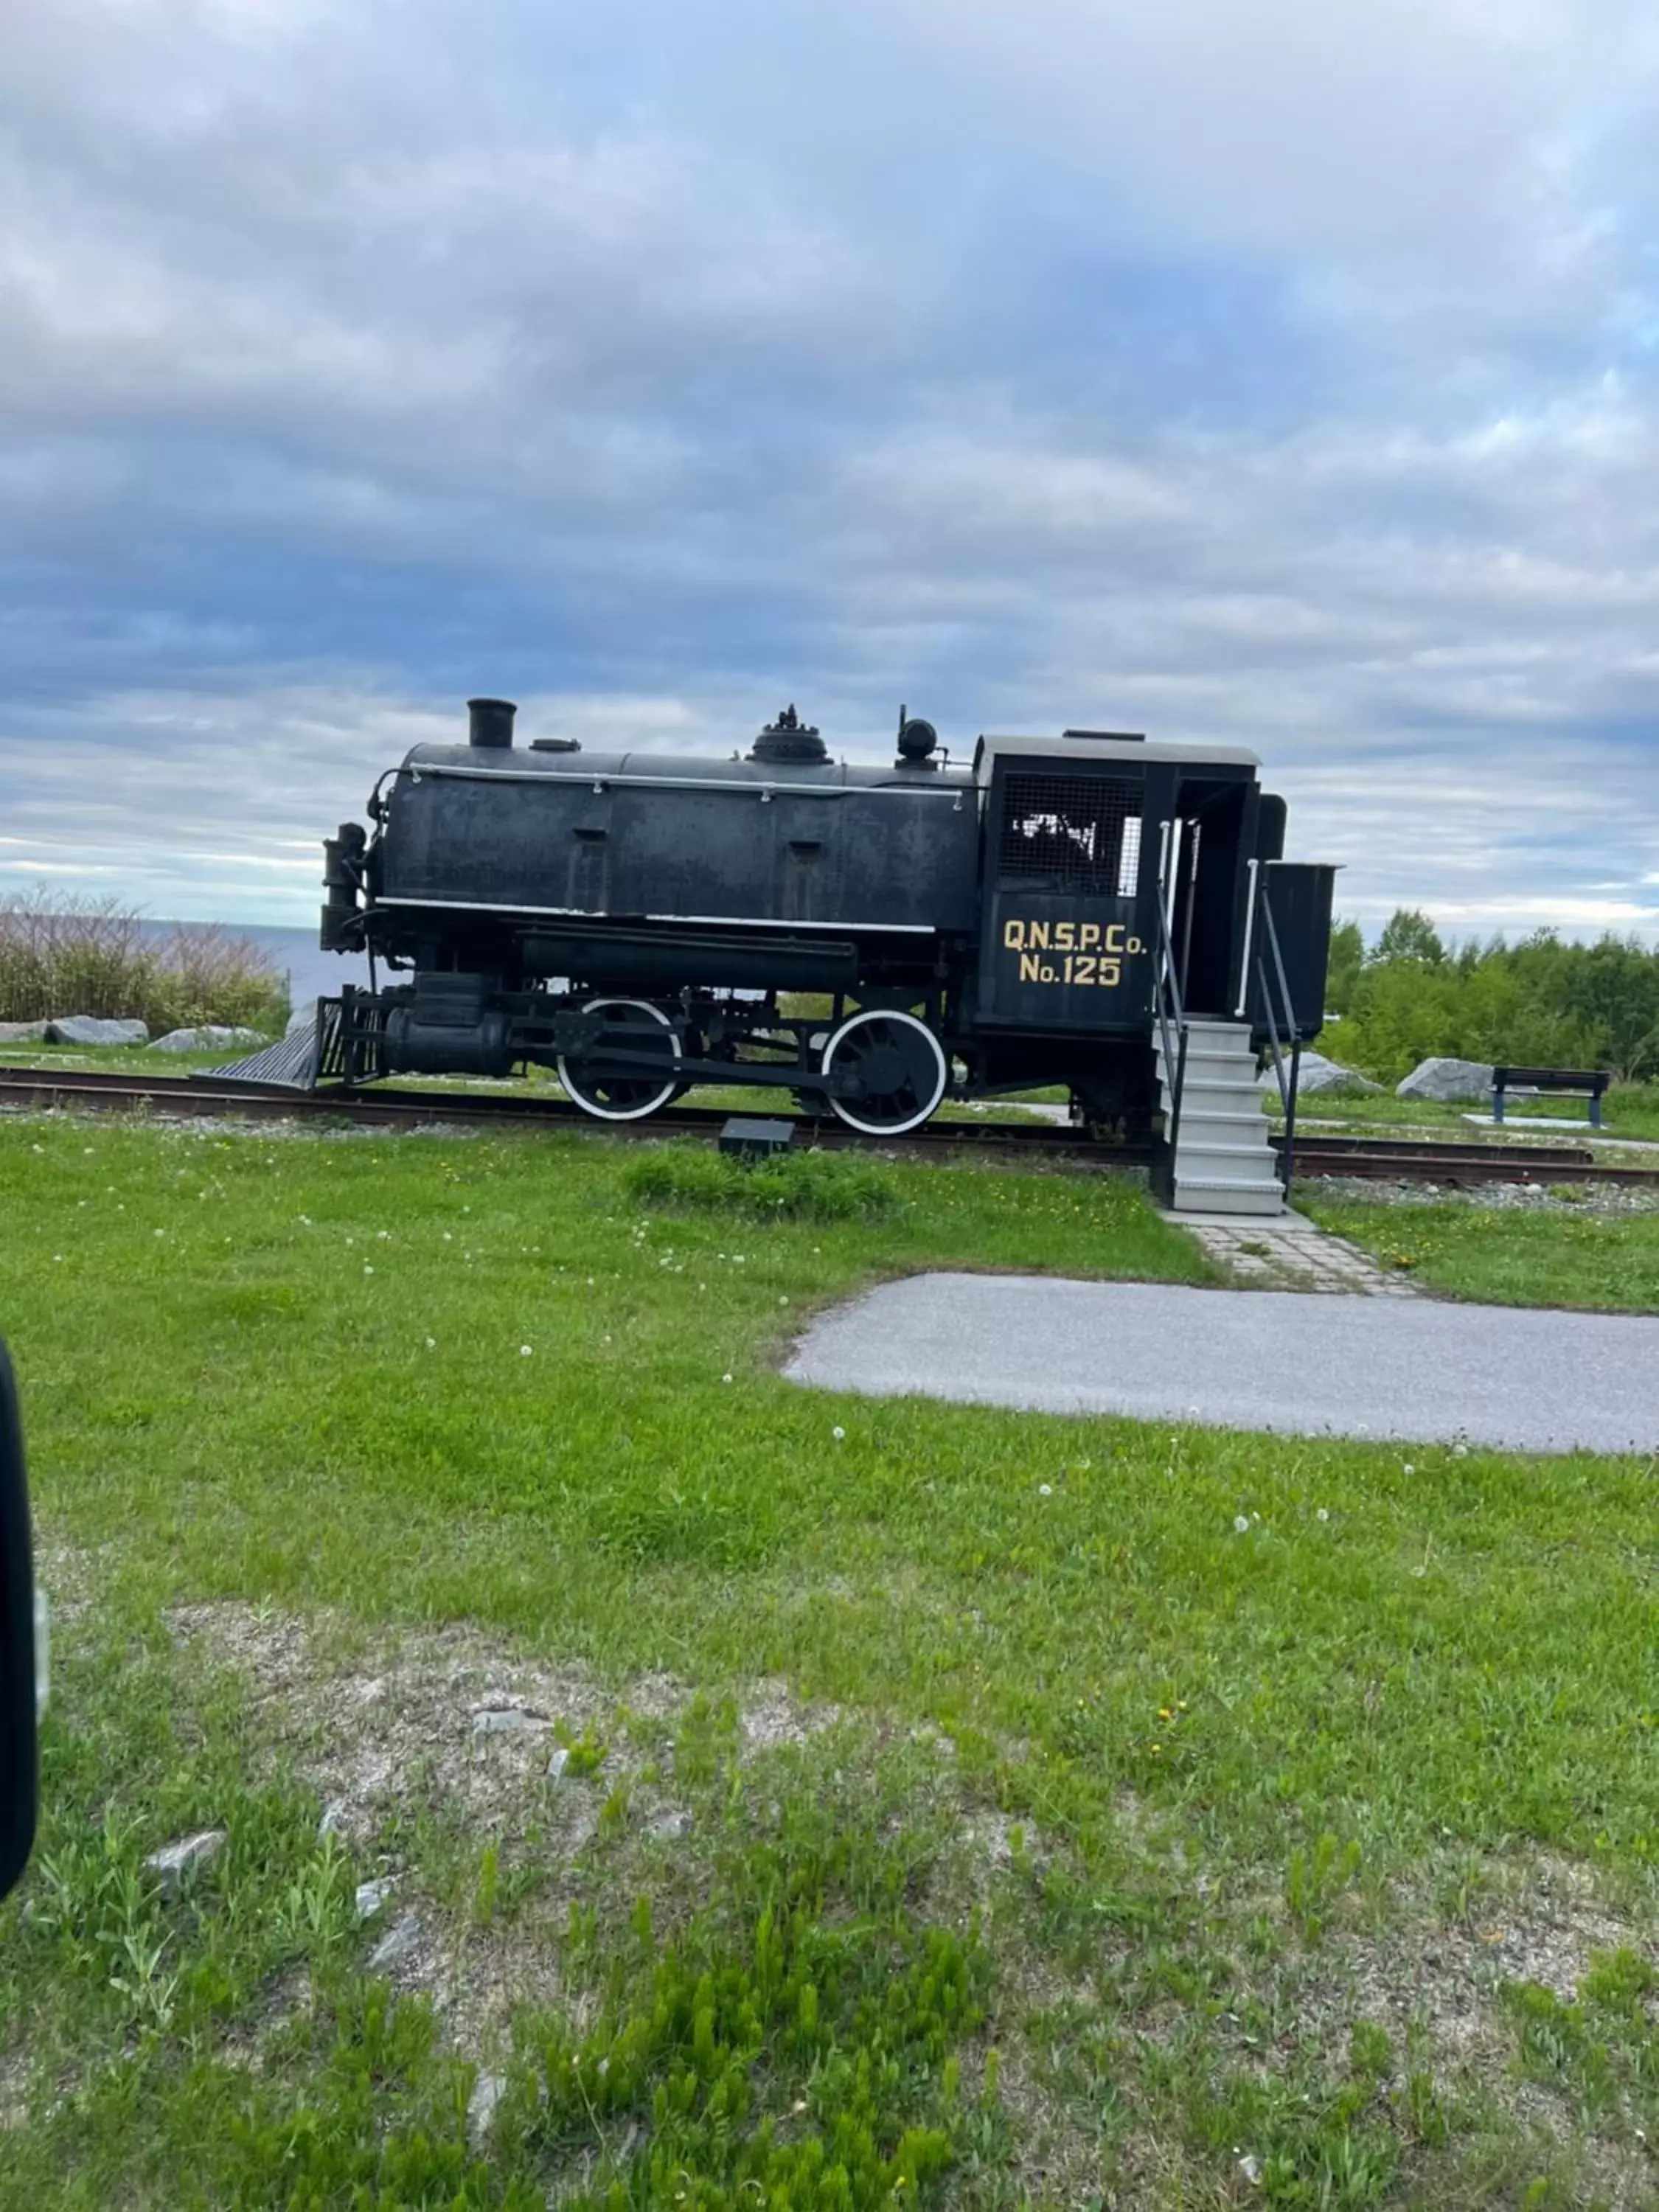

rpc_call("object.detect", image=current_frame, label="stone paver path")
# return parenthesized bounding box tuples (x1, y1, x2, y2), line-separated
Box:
(1173, 1208, 1419, 1295)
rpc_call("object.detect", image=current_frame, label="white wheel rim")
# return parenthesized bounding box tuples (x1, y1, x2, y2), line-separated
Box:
(557, 998, 681, 1121)
(821, 1009, 947, 1136)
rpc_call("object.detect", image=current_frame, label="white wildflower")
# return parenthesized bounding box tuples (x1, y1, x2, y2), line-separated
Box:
(1403, 1462, 1415, 1475)
(1453, 1442, 1469, 1458)
(779, 1295, 789, 1307)
(1038, 1483, 1052, 1497)
(520, 1344, 533, 1357)
(1234, 1514, 1251, 1534)
(832, 1425, 846, 1441)
(1316, 1507, 1329, 1523)
(425, 1337, 437, 1349)
(363, 1263, 373, 1275)
(722, 1372, 733, 1384)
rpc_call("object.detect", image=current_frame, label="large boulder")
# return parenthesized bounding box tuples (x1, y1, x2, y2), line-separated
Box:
(151, 1025, 267, 1054)
(0, 1020, 49, 1044)
(1397, 1056, 1494, 1104)
(45, 1015, 150, 1046)
(1258, 1049, 1383, 1097)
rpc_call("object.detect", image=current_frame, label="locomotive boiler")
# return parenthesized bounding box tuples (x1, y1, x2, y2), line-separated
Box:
(296, 697, 1334, 1197)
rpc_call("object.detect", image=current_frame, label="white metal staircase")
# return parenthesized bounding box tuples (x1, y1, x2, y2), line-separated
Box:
(1155, 1018, 1284, 1215)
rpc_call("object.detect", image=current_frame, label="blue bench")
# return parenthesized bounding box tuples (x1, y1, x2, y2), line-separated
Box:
(1492, 1065, 1611, 1129)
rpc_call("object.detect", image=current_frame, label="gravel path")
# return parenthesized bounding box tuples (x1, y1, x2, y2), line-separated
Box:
(785, 1273, 1659, 1451)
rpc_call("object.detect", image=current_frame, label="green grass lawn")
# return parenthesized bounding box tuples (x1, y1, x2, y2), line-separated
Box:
(1274, 1082, 1659, 1145)
(1299, 1192, 1659, 1313)
(1, 1116, 1656, 2208)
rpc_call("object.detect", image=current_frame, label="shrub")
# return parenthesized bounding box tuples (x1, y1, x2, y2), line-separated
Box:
(1329, 912, 1659, 1082)
(621, 1144, 902, 1222)
(0, 892, 285, 1034)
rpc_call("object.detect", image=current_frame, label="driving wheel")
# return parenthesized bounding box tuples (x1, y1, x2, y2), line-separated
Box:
(820, 1009, 948, 1135)
(557, 998, 682, 1121)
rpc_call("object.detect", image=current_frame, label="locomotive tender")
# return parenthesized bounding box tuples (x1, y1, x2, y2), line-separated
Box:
(311, 698, 1334, 1156)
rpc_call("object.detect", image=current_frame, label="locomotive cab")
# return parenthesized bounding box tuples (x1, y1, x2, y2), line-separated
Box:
(972, 734, 1267, 1032)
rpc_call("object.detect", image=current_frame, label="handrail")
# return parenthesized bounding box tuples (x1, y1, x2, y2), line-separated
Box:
(1252, 874, 1303, 1190)
(1152, 821, 1189, 1194)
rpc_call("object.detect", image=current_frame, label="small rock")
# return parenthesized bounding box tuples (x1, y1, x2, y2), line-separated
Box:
(145, 1828, 226, 1889)
(1238, 2151, 1262, 2186)
(471, 1708, 551, 1738)
(649, 1808, 691, 1841)
(547, 1744, 571, 1782)
(0, 1020, 49, 1044)
(355, 1876, 396, 1920)
(1396, 1055, 1493, 1103)
(45, 1015, 150, 1047)
(1257, 1049, 1382, 1097)
(467, 2069, 507, 2150)
(151, 1025, 266, 1053)
(317, 1798, 347, 1840)
(368, 1910, 422, 1972)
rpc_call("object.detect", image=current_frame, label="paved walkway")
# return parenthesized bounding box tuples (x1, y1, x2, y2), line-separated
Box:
(785, 1273, 1659, 1451)
(1173, 1208, 1419, 1295)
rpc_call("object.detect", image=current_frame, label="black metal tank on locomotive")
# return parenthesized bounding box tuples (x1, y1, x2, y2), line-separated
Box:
(315, 699, 1333, 1138)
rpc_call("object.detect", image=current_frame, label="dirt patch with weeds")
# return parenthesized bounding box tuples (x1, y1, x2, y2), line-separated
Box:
(165, 1599, 838, 1855)
(1297, 1848, 1652, 2069)
(161, 1599, 848, 2057)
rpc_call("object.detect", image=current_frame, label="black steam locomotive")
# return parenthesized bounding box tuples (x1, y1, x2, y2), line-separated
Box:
(308, 698, 1333, 1147)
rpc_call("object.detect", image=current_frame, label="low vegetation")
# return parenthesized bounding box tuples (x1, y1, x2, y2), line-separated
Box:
(1, 1116, 1655, 2205)
(0, 891, 285, 1034)
(621, 1144, 904, 1222)
(1301, 1191, 1659, 1312)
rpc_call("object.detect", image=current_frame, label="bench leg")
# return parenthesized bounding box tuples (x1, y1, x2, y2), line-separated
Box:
(1590, 1096, 1601, 1129)
(1492, 1089, 1504, 1124)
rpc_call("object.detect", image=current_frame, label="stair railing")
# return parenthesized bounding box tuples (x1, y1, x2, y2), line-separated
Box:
(1251, 873, 1303, 1190)
(1152, 822, 1190, 1195)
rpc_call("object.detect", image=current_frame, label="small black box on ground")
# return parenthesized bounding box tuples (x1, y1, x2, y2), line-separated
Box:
(719, 1117, 795, 1161)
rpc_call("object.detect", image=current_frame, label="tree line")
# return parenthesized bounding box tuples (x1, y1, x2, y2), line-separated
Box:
(1324, 912, 1659, 1084)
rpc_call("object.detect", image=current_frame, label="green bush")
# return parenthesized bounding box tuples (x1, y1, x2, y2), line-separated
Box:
(0, 892, 285, 1033)
(622, 1144, 902, 1222)
(1328, 913, 1659, 1082)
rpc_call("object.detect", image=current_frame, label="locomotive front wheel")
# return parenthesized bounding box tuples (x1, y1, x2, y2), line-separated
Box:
(820, 1009, 948, 1136)
(557, 998, 683, 1122)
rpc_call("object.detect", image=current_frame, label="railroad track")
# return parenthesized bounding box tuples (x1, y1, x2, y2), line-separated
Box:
(2, 1065, 1656, 1189)
(0, 1065, 1135, 1162)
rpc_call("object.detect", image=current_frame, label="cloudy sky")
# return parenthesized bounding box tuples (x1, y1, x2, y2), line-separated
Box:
(3, 0, 1658, 939)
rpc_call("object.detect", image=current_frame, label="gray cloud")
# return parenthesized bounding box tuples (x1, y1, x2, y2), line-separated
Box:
(0, 0, 1655, 940)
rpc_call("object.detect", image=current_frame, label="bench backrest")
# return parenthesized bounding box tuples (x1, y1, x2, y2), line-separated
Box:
(1492, 1066, 1610, 1093)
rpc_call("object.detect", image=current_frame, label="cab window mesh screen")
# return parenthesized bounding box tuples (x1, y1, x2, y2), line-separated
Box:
(998, 775, 1141, 894)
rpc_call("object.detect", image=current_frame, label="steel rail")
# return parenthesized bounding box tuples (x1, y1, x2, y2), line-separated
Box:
(1, 1065, 1657, 1187)
(0, 1065, 1136, 1162)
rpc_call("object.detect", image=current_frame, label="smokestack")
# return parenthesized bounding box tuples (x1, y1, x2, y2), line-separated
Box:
(467, 698, 517, 750)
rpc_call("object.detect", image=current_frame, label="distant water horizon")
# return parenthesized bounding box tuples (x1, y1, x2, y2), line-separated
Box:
(145, 920, 368, 1010)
